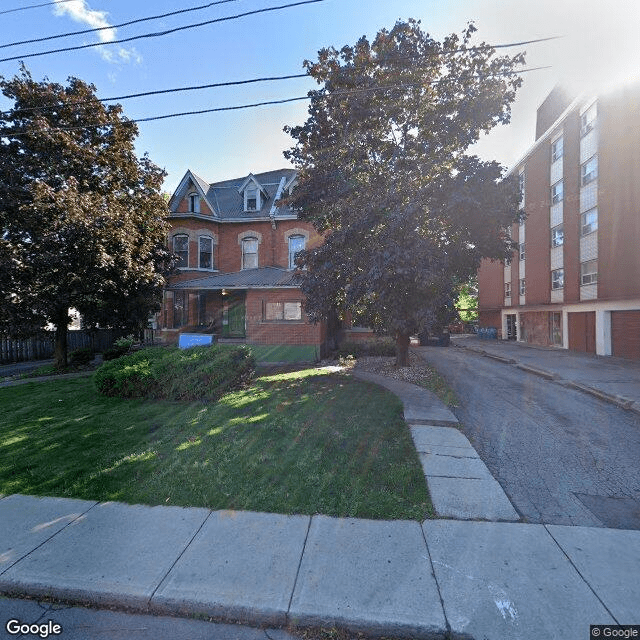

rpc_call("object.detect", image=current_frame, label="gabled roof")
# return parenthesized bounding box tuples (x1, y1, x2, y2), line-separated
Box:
(169, 267, 302, 290)
(170, 168, 297, 220)
(237, 173, 268, 197)
(169, 170, 217, 216)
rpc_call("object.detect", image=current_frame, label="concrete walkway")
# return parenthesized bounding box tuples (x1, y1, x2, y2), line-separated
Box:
(453, 335, 640, 414)
(1, 370, 639, 638)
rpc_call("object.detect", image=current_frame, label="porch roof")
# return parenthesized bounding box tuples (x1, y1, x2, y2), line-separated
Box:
(169, 267, 302, 290)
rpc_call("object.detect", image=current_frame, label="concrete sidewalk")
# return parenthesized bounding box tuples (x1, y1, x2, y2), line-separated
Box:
(453, 335, 640, 413)
(1, 494, 639, 639)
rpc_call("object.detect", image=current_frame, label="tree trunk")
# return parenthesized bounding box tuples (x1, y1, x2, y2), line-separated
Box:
(395, 331, 411, 367)
(53, 309, 69, 369)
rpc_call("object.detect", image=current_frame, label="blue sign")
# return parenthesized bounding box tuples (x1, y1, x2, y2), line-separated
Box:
(178, 334, 214, 349)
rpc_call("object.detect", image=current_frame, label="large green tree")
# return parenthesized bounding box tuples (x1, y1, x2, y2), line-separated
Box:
(0, 67, 173, 368)
(285, 21, 523, 365)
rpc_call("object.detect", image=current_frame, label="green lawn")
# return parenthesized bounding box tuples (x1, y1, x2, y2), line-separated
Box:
(0, 368, 432, 520)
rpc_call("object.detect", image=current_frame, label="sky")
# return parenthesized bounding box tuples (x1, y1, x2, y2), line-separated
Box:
(0, 0, 638, 194)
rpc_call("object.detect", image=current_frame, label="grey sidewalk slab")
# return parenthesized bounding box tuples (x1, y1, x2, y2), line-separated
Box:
(152, 510, 310, 626)
(410, 425, 473, 451)
(0, 495, 97, 574)
(427, 477, 519, 521)
(352, 370, 458, 425)
(415, 445, 479, 459)
(0, 501, 210, 609)
(423, 520, 616, 640)
(546, 525, 640, 623)
(418, 453, 494, 480)
(289, 515, 446, 638)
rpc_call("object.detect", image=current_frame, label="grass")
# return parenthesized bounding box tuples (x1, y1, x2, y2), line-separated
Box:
(416, 368, 459, 408)
(0, 367, 431, 520)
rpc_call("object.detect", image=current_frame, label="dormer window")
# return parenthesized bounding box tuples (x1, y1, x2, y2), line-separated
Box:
(188, 193, 200, 213)
(245, 188, 259, 212)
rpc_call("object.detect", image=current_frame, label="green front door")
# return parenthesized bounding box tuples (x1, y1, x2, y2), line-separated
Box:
(222, 294, 246, 338)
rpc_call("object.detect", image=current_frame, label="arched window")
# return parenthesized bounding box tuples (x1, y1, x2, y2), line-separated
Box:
(288, 234, 305, 269)
(188, 193, 200, 213)
(242, 237, 258, 269)
(199, 236, 213, 269)
(173, 234, 189, 268)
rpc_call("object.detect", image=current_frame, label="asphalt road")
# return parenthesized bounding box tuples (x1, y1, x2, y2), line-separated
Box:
(415, 346, 640, 529)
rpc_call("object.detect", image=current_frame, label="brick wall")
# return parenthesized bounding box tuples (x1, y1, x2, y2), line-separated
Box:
(477, 259, 504, 317)
(563, 112, 581, 303)
(520, 311, 551, 346)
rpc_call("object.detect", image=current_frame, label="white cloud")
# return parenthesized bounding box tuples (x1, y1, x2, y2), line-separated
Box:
(52, 0, 141, 64)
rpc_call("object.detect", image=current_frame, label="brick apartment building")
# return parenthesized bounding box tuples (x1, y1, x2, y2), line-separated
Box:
(156, 168, 329, 360)
(478, 82, 640, 359)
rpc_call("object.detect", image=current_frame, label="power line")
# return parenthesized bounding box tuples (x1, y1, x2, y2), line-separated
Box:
(0, 0, 76, 17)
(0, 0, 243, 50)
(0, 0, 328, 64)
(2, 66, 552, 134)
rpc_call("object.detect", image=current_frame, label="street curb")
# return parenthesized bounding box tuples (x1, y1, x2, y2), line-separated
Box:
(515, 363, 558, 381)
(561, 381, 636, 410)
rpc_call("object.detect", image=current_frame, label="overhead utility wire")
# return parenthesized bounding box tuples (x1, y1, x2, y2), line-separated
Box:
(0, 65, 551, 118)
(0, 0, 76, 17)
(0, 0, 328, 64)
(0, 0, 243, 50)
(5, 65, 552, 134)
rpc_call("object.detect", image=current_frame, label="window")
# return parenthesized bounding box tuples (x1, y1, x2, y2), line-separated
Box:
(519, 243, 525, 261)
(199, 236, 213, 269)
(580, 102, 597, 137)
(581, 208, 598, 235)
(551, 137, 563, 163)
(288, 235, 305, 269)
(519, 278, 526, 296)
(173, 234, 189, 268)
(581, 260, 598, 285)
(188, 193, 200, 213)
(242, 237, 258, 269)
(264, 300, 302, 321)
(505, 257, 511, 267)
(173, 291, 187, 328)
(551, 268, 564, 290)
(245, 188, 258, 212)
(581, 156, 598, 186)
(551, 225, 564, 248)
(551, 181, 563, 205)
(504, 282, 511, 298)
(518, 170, 525, 207)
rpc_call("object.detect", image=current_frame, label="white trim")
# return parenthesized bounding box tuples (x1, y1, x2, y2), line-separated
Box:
(169, 170, 216, 216)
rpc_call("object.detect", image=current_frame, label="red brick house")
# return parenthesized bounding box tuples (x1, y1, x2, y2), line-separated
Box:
(478, 82, 640, 359)
(156, 168, 329, 361)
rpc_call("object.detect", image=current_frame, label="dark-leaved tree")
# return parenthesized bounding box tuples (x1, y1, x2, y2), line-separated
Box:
(0, 66, 173, 368)
(284, 20, 523, 365)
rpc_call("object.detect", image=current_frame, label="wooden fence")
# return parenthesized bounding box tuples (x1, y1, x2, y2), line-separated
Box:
(0, 329, 155, 364)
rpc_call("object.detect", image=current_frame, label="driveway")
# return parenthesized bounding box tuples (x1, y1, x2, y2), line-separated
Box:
(414, 343, 640, 529)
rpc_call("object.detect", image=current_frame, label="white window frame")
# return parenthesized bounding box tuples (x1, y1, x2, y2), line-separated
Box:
(504, 282, 511, 298)
(551, 137, 563, 163)
(244, 188, 260, 212)
(551, 180, 563, 205)
(551, 268, 564, 290)
(518, 170, 525, 208)
(581, 208, 598, 236)
(263, 300, 302, 322)
(581, 260, 598, 285)
(581, 156, 598, 186)
(242, 237, 259, 269)
(519, 278, 526, 296)
(580, 103, 597, 137)
(188, 193, 200, 213)
(519, 242, 525, 261)
(551, 225, 564, 248)
(173, 234, 189, 268)
(198, 235, 213, 270)
(288, 234, 306, 269)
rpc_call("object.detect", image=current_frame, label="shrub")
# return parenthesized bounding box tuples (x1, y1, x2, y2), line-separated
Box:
(337, 337, 396, 358)
(69, 346, 94, 365)
(94, 345, 255, 401)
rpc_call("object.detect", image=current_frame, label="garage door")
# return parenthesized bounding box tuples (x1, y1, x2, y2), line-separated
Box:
(611, 310, 640, 360)
(568, 311, 596, 354)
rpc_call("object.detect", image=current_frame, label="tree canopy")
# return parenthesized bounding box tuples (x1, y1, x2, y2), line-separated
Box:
(0, 66, 173, 367)
(284, 20, 523, 364)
